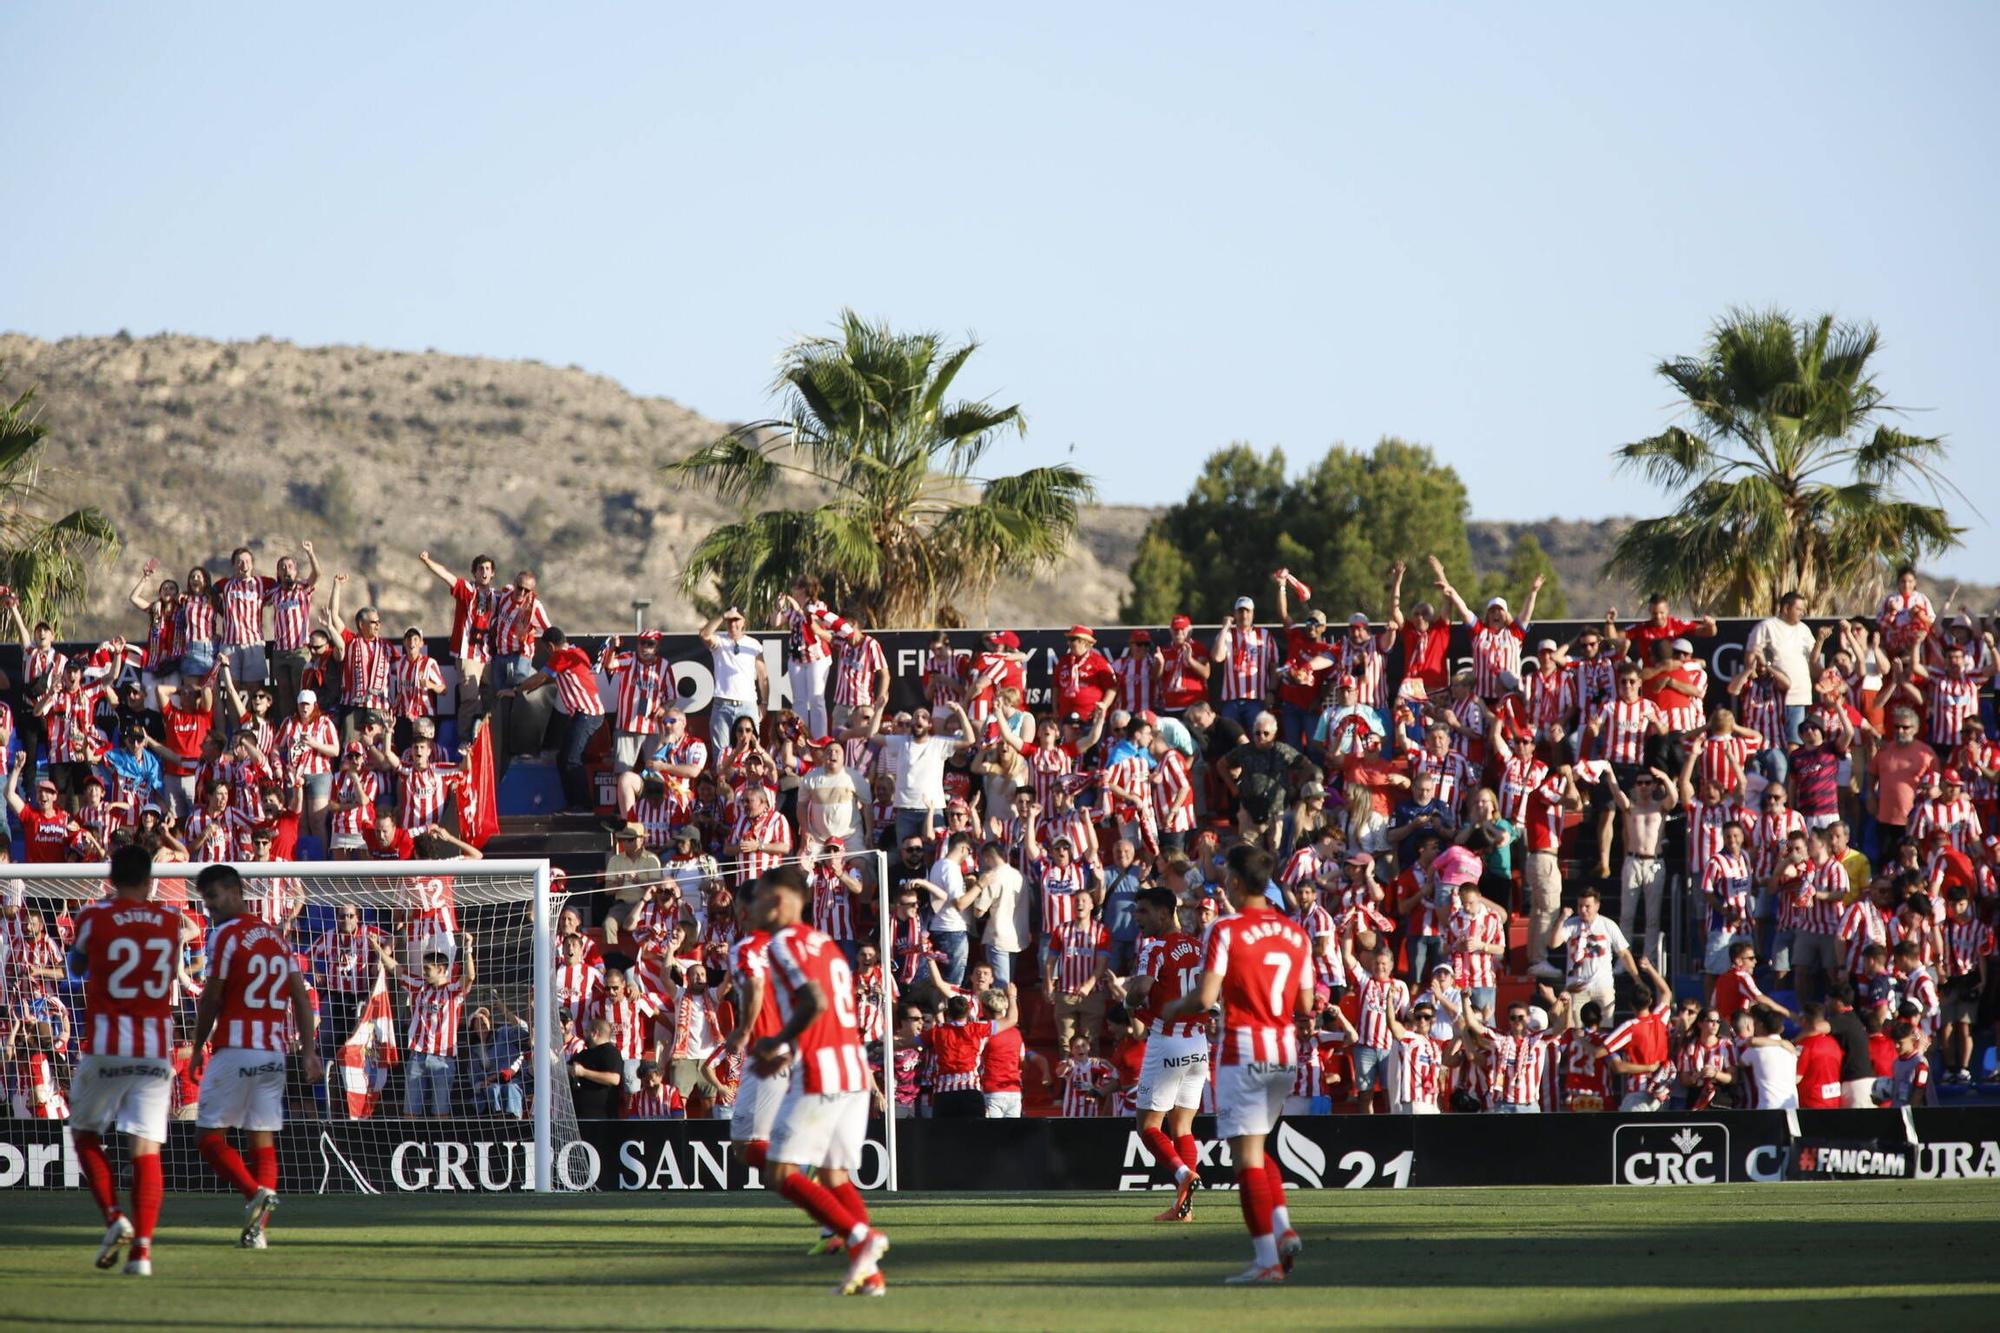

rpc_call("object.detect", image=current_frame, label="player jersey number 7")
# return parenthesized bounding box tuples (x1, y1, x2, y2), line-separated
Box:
(1202, 912, 1311, 1067)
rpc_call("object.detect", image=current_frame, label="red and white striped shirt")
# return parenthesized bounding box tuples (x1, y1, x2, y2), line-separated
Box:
(1694, 732, 1758, 794)
(599, 646, 671, 732)
(831, 634, 888, 709)
(340, 630, 393, 710)
(270, 581, 314, 653)
(400, 972, 468, 1056)
(768, 925, 869, 1094)
(1216, 626, 1276, 702)
(1749, 808, 1806, 879)
(1796, 859, 1848, 936)
(1838, 900, 1898, 976)
(1446, 906, 1504, 990)
(39, 683, 110, 763)
(1341, 635, 1391, 711)
(1676, 1037, 1736, 1106)
(1484, 1031, 1555, 1108)
(275, 710, 339, 778)
(552, 959, 605, 1015)
(1469, 620, 1526, 699)
(331, 769, 379, 840)
(1151, 748, 1195, 833)
(812, 861, 860, 941)
(1910, 795, 1982, 854)
(1396, 1031, 1446, 1110)
(1702, 851, 1754, 933)
(1658, 662, 1709, 732)
(1038, 859, 1089, 938)
(1524, 666, 1575, 731)
(446, 578, 500, 664)
(1057, 1057, 1113, 1116)
(308, 925, 386, 996)
(179, 589, 218, 645)
(1684, 798, 1743, 877)
(391, 649, 446, 721)
(1356, 975, 1410, 1049)
(1927, 670, 1983, 746)
(728, 809, 792, 886)
(1051, 916, 1110, 992)
(398, 763, 458, 833)
(404, 874, 459, 939)
(1028, 744, 1075, 810)
(1943, 917, 1995, 979)
(75, 898, 182, 1059)
(185, 805, 254, 862)
(534, 645, 605, 718)
(218, 574, 276, 647)
(1591, 697, 1663, 766)
(625, 1084, 683, 1119)
(1414, 749, 1477, 817)
(1498, 752, 1549, 825)
(490, 591, 549, 657)
(589, 989, 661, 1061)
(1111, 652, 1160, 716)
(209, 915, 297, 1051)
(1292, 903, 1343, 990)
(1736, 676, 1786, 751)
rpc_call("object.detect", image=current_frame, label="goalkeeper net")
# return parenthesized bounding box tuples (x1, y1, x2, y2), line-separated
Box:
(4, 858, 579, 1193)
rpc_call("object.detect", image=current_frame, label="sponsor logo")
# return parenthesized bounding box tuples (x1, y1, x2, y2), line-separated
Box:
(1915, 1140, 2000, 1180)
(1117, 1129, 1413, 1191)
(1161, 1053, 1205, 1068)
(0, 1139, 79, 1189)
(1273, 1122, 1325, 1188)
(1793, 1144, 1910, 1178)
(1613, 1122, 1729, 1185)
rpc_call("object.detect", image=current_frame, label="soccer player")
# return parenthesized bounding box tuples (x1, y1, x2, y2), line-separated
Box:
(1124, 886, 1209, 1222)
(749, 866, 892, 1297)
(721, 888, 790, 1191)
(189, 864, 323, 1249)
(66, 846, 182, 1277)
(1160, 844, 1313, 1285)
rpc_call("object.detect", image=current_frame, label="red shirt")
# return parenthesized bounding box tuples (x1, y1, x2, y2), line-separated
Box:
(17, 805, 77, 863)
(364, 826, 417, 860)
(1053, 649, 1118, 719)
(1795, 1033, 1843, 1108)
(1277, 628, 1334, 711)
(1203, 906, 1311, 1065)
(1625, 617, 1701, 660)
(208, 915, 297, 1052)
(980, 1025, 1024, 1094)
(73, 897, 182, 1058)
(1398, 620, 1453, 696)
(1158, 639, 1211, 711)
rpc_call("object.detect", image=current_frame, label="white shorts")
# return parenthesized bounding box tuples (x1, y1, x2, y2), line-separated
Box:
(195, 1047, 289, 1132)
(1214, 1060, 1293, 1139)
(1134, 1032, 1210, 1113)
(69, 1055, 175, 1143)
(768, 1082, 869, 1172)
(729, 1064, 791, 1143)
(982, 1091, 1022, 1118)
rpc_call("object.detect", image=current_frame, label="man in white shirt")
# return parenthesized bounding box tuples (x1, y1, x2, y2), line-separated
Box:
(795, 735, 865, 853)
(969, 840, 1030, 987)
(1739, 1008, 1799, 1109)
(1547, 887, 1638, 1016)
(879, 700, 975, 846)
(698, 607, 767, 752)
(915, 831, 978, 986)
(1745, 591, 1817, 744)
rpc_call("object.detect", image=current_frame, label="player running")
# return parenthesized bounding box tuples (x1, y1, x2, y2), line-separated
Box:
(1161, 844, 1313, 1285)
(190, 864, 323, 1249)
(1122, 886, 1209, 1221)
(720, 883, 807, 1235)
(67, 846, 182, 1277)
(749, 866, 892, 1297)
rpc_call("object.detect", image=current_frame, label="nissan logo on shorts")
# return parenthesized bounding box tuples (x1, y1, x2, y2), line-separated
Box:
(1612, 1122, 1730, 1185)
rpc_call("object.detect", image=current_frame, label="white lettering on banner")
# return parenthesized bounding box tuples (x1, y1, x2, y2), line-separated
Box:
(1119, 1130, 1405, 1190)
(672, 663, 714, 716)
(436, 1141, 473, 1192)
(391, 1141, 429, 1190)
(1746, 1145, 1787, 1182)
(1916, 1141, 2000, 1180)
(556, 1140, 601, 1192)
(1613, 1123, 1729, 1185)
(0, 1140, 77, 1189)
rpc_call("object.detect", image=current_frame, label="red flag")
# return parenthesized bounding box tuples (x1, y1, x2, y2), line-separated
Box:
(341, 972, 399, 1118)
(463, 722, 500, 848)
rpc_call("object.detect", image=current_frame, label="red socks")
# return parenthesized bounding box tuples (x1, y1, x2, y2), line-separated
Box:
(251, 1144, 278, 1193)
(199, 1135, 260, 1199)
(1177, 1134, 1202, 1181)
(1235, 1162, 1275, 1239)
(1263, 1159, 1287, 1213)
(743, 1140, 768, 1171)
(72, 1132, 120, 1224)
(131, 1154, 163, 1246)
(831, 1179, 869, 1226)
(1140, 1127, 1186, 1178)
(777, 1173, 859, 1239)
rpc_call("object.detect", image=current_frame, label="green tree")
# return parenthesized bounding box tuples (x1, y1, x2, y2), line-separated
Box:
(1607, 309, 1960, 613)
(1480, 532, 1568, 618)
(1122, 438, 1476, 623)
(668, 310, 1094, 627)
(0, 386, 120, 629)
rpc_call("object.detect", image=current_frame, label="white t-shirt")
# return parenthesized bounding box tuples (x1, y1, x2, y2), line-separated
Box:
(1561, 916, 1631, 991)
(1742, 1042, 1799, 1109)
(1747, 616, 1816, 706)
(973, 862, 1029, 951)
(881, 734, 955, 811)
(798, 766, 860, 843)
(926, 855, 968, 933)
(710, 634, 763, 703)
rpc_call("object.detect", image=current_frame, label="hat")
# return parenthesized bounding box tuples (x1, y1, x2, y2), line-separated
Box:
(1066, 625, 1096, 643)
(140, 802, 162, 817)
(1671, 637, 1694, 654)
(1429, 963, 1455, 979)
(1433, 846, 1484, 886)
(1536, 639, 1558, 652)
(1138, 709, 1161, 728)
(1942, 767, 1964, 785)
(1305, 608, 1328, 625)
(33, 779, 55, 794)
(1062, 712, 1085, 726)
(1233, 596, 1255, 611)
(344, 740, 366, 757)
(637, 629, 663, 642)
(1343, 851, 1374, 868)
(1348, 612, 1370, 626)
(617, 821, 645, 840)
(1497, 670, 1521, 692)
(296, 688, 318, 705)
(1954, 613, 1975, 630)
(1299, 781, 1325, 799)
(1129, 629, 1152, 645)
(1170, 614, 1192, 631)
(670, 825, 700, 844)
(1337, 673, 1359, 690)
(82, 774, 105, 790)
(808, 734, 836, 748)
(1486, 596, 1509, 613)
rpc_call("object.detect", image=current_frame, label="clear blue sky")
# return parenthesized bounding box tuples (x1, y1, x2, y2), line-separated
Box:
(6, 3, 1995, 581)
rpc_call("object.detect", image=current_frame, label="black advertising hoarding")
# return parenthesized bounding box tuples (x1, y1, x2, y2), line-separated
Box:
(6, 1107, 1998, 1194)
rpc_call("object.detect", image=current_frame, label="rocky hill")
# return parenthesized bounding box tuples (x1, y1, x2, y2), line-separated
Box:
(1, 331, 1979, 638)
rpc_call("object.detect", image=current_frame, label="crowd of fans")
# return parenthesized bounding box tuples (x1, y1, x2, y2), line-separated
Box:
(2, 547, 1996, 1123)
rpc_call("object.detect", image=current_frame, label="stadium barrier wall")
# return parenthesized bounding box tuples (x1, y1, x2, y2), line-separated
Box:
(7, 1107, 1997, 1194)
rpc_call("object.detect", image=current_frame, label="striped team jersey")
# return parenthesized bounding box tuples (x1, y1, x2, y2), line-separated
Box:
(727, 809, 792, 885)
(1111, 652, 1160, 716)
(1498, 753, 1549, 825)
(339, 630, 393, 709)
(306, 925, 385, 996)
(1795, 859, 1849, 935)
(1736, 676, 1786, 750)
(179, 589, 218, 645)
(276, 710, 339, 777)
(1051, 917, 1111, 993)
(927, 1019, 990, 1093)
(1151, 748, 1196, 833)
(633, 790, 687, 852)
(270, 580, 314, 652)
(727, 930, 786, 1043)
(185, 805, 253, 862)
(1291, 1030, 1346, 1099)
(552, 959, 605, 1015)
(1446, 905, 1505, 989)
(218, 574, 276, 646)
(1447, 693, 1488, 761)
(39, 683, 110, 763)
(1694, 732, 1758, 793)
(537, 645, 606, 718)
(1057, 1057, 1114, 1116)
(599, 646, 671, 731)
(331, 769, 379, 839)
(1484, 1031, 1555, 1108)
(404, 874, 459, 938)
(590, 990, 662, 1061)
(768, 924, 869, 1094)
(490, 591, 549, 656)
(1469, 620, 1526, 698)
(1341, 634, 1391, 711)
(1216, 626, 1276, 702)
(1203, 909, 1311, 1066)
(142, 601, 182, 667)
(1683, 799, 1743, 878)
(398, 763, 458, 833)
(1414, 750, 1478, 817)
(446, 577, 500, 664)
(1396, 1031, 1446, 1109)
(810, 862, 860, 940)
(1657, 662, 1709, 732)
(1356, 975, 1411, 1049)
(831, 634, 888, 709)
(1910, 795, 1982, 853)
(400, 972, 469, 1056)
(1028, 745, 1075, 810)
(1838, 901, 1898, 974)
(625, 1084, 684, 1119)
(1676, 1038, 1737, 1108)
(1292, 904, 1343, 990)
(1749, 808, 1806, 878)
(1281, 845, 1333, 891)
(391, 649, 446, 720)
(1591, 697, 1663, 766)
(1134, 932, 1207, 1037)
(1927, 670, 1983, 746)
(1524, 666, 1575, 731)
(1702, 852, 1754, 932)
(782, 600, 837, 662)
(74, 899, 182, 1058)
(208, 915, 298, 1052)
(1944, 917, 1996, 978)
(1038, 858, 1091, 937)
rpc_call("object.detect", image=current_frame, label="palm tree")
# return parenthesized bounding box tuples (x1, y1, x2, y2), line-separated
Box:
(0, 386, 120, 628)
(668, 310, 1095, 627)
(1608, 309, 1960, 613)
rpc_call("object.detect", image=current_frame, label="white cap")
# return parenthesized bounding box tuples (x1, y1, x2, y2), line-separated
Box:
(1671, 637, 1694, 654)
(1486, 596, 1509, 613)
(1233, 596, 1254, 611)
(296, 689, 318, 705)
(1526, 1007, 1549, 1033)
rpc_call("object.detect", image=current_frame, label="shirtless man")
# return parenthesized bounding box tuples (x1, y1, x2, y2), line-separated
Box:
(1610, 766, 1677, 971)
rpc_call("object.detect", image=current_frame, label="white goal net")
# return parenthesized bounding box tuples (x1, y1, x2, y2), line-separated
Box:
(3, 859, 578, 1193)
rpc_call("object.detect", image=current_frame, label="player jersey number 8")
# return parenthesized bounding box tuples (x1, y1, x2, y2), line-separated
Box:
(105, 938, 175, 1000)
(826, 954, 858, 1029)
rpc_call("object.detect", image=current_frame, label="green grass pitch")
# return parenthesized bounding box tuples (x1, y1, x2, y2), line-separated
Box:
(2, 1183, 1995, 1331)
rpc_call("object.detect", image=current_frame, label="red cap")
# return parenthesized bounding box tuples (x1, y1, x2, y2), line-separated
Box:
(997, 630, 1020, 649)
(1338, 673, 1360, 689)
(1066, 625, 1095, 642)
(1942, 767, 1965, 784)
(637, 629, 663, 642)
(808, 734, 836, 748)
(1139, 710, 1161, 728)
(1170, 614, 1192, 631)
(1129, 629, 1152, 645)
